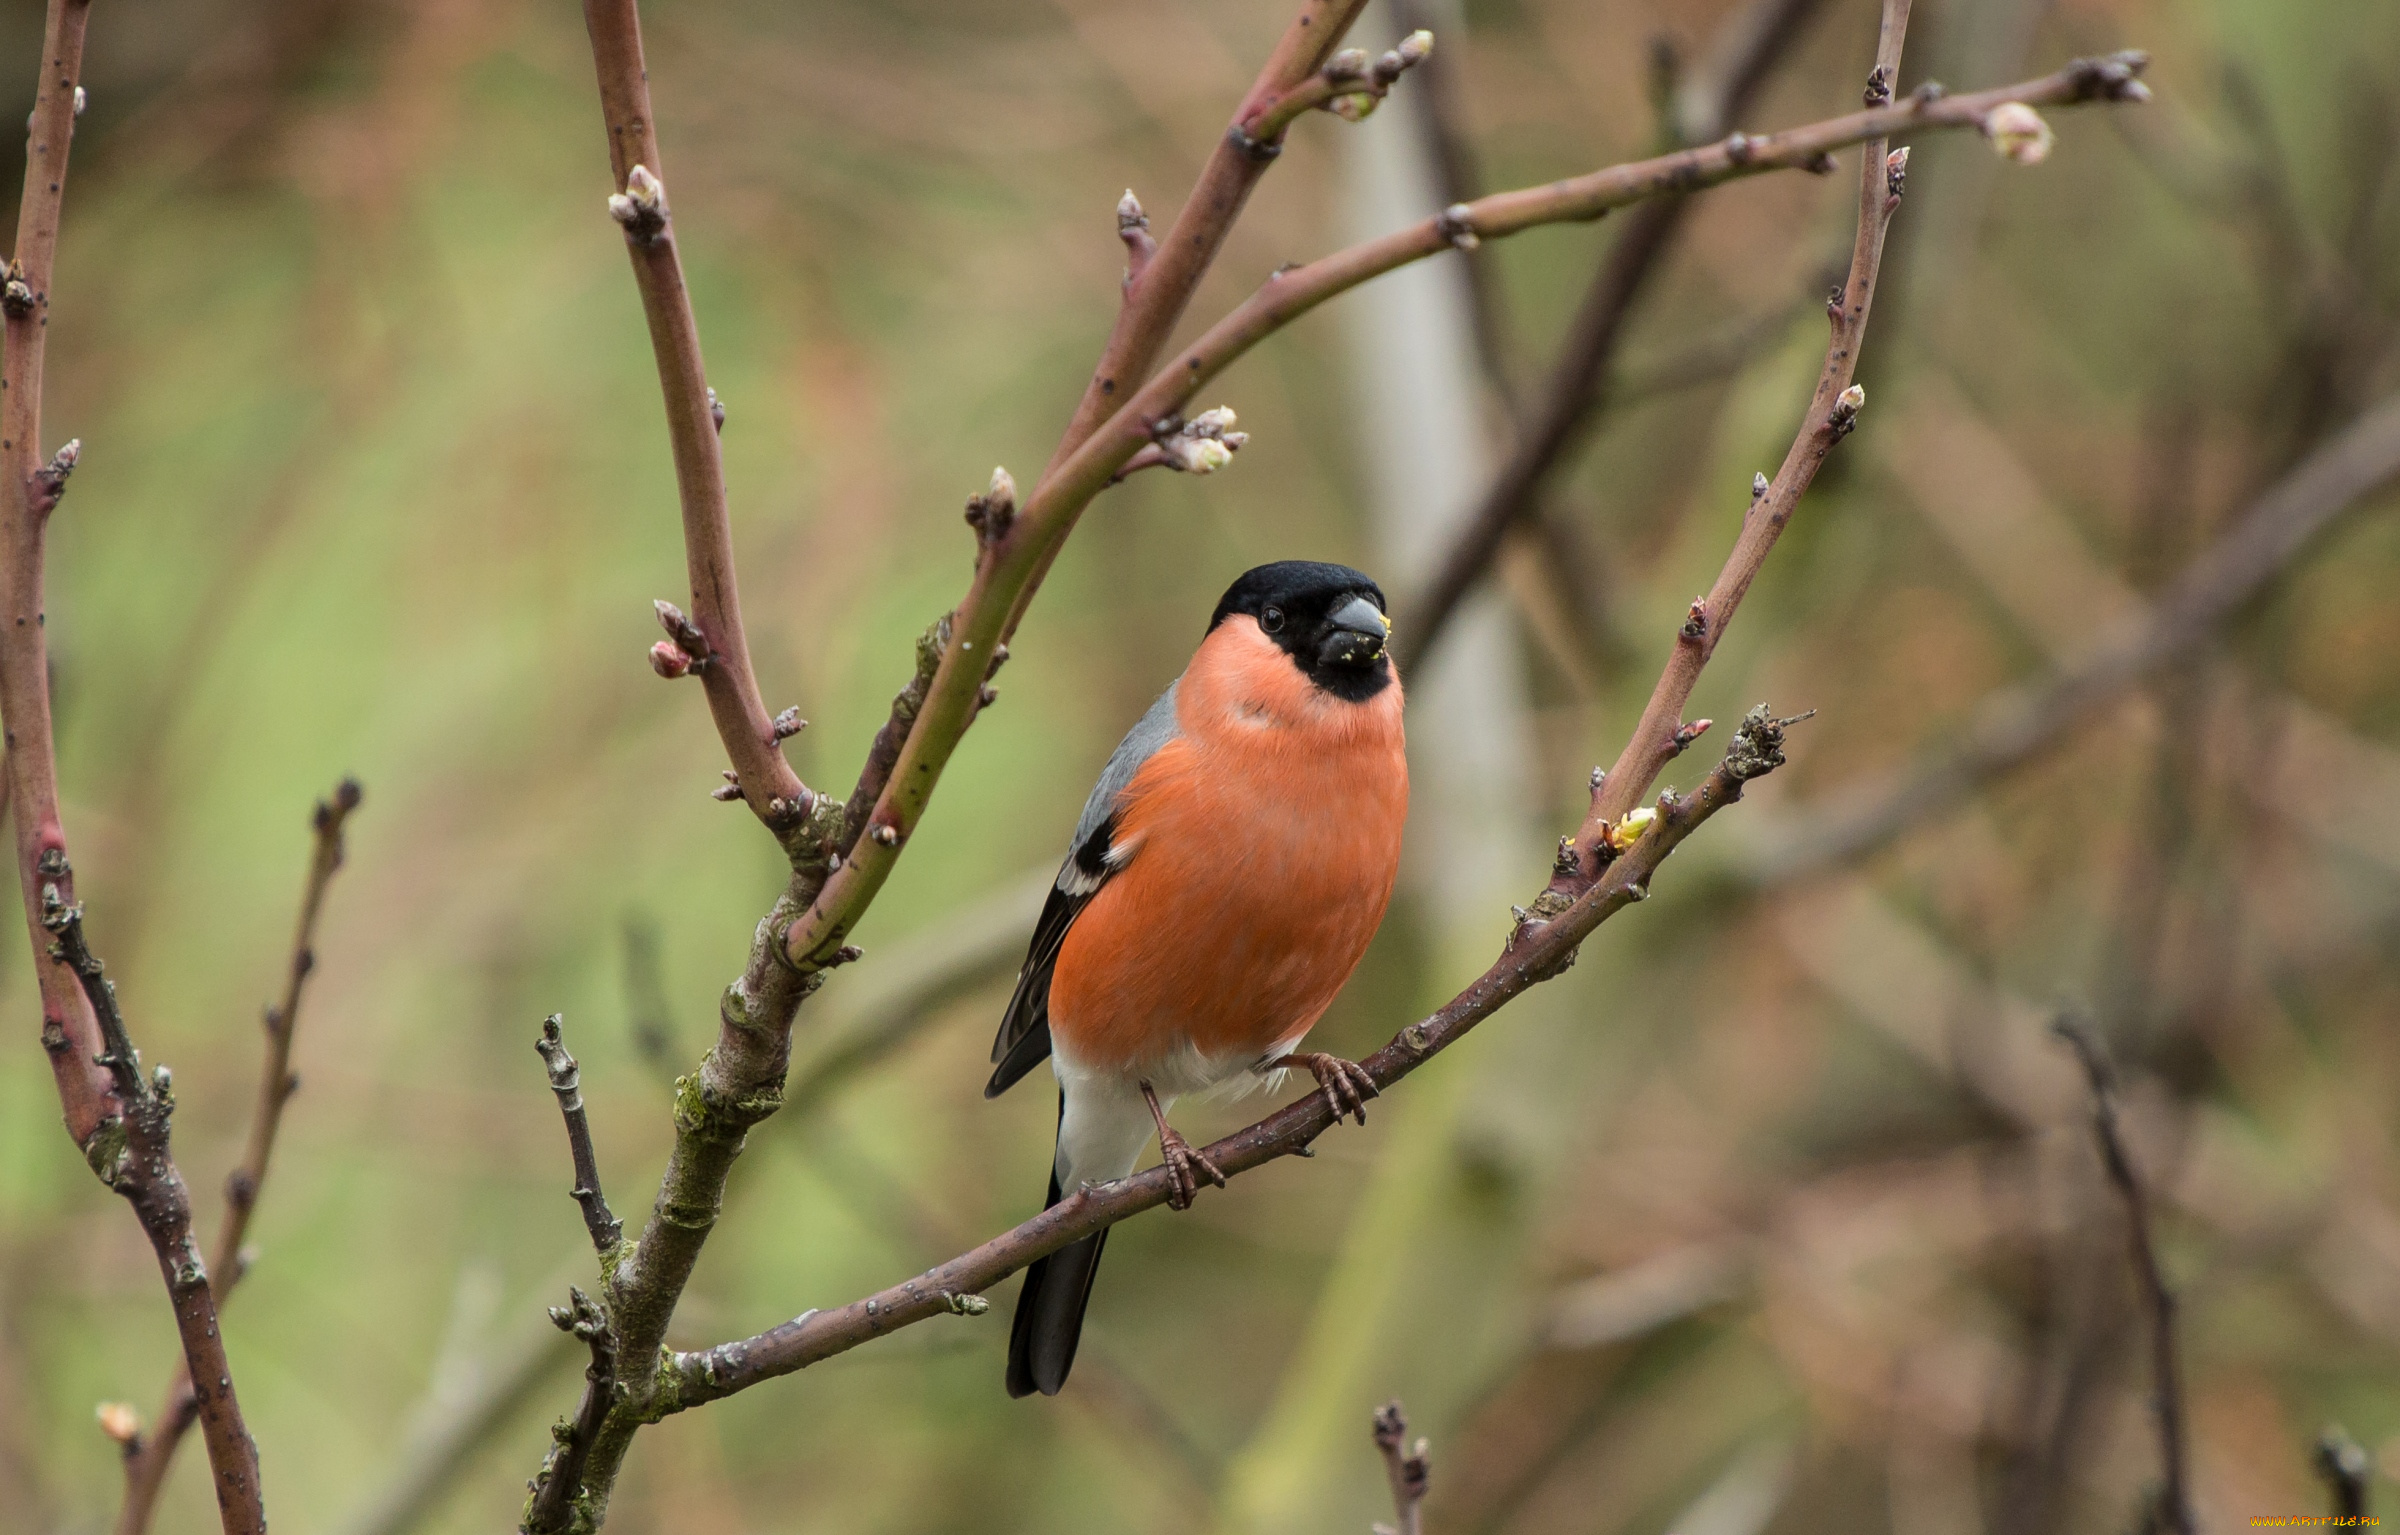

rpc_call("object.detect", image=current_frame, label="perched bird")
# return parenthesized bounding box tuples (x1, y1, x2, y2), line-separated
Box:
(987, 560, 1408, 1397)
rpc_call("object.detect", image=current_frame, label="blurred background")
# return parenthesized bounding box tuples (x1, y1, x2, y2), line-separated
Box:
(0, 0, 2396, 1530)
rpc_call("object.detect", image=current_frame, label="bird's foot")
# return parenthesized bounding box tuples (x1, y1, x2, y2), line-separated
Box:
(1140, 1079, 1226, 1211)
(1156, 1123, 1227, 1212)
(1266, 1052, 1378, 1126)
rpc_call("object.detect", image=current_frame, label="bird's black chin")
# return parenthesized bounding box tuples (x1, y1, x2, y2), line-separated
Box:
(1306, 652, 1393, 703)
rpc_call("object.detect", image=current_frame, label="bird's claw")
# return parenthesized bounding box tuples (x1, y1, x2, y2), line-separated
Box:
(1157, 1124, 1227, 1212)
(1269, 1052, 1379, 1126)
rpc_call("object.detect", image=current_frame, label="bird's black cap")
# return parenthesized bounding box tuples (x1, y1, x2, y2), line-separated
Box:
(1209, 561, 1394, 701)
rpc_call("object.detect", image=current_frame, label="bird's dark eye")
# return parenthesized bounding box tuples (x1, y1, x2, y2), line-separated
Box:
(1259, 605, 1286, 634)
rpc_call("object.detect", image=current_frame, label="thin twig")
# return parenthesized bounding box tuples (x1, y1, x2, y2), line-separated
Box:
(584, 0, 810, 838)
(781, 46, 2149, 972)
(117, 778, 363, 1534)
(2050, 1015, 2194, 1535)
(1522, 0, 1910, 926)
(525, 1287, 616, 1534)
(2314, 1427, 2370, 1521)
(0, 3, 267, 1529)
(1747, 388, 2400, 883)
(1397, 0, 1832, 672)
(1372, 1401, 1432, 1535)
(42, 886, 264, 1533)
(349, 879, 1044, 1535)
(537, 1016, 624, 1261)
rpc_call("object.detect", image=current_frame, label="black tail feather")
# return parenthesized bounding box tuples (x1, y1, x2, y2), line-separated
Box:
(1006, 1163, 1107, 1397)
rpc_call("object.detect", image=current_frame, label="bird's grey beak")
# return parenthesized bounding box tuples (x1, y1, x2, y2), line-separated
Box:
(1319, 595, 1390, 668)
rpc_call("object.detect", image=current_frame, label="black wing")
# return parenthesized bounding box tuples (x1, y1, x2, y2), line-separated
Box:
(984, 682, 1181, 1099)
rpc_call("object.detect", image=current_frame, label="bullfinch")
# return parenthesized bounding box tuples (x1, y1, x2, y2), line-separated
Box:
(986, 560, 1408, 1398)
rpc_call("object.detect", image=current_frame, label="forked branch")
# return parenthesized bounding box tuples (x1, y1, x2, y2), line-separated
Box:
(0, 2, 267, 1529)
(118, 779, 364, 1535)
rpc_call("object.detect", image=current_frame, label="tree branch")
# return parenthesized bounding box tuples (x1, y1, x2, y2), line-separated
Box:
(1371, 1401, 1431, 1535)
(538, 1017, 624, 1262)
(635, 706, 1805, 1412)
(780, 47, 2151, 972)
(638, 0, 1926, 1426)
(117, 779, 363, 1535)
(0, 3, 267, 1530)
(583, 0, 810, 838)
(2051, 1016, 2194, 1535)
(533, 0, 2152, 1516)
(1746, 387, 2400, 884)
(42, 888, 264, 1533)
(1397, 0, 1832, 672)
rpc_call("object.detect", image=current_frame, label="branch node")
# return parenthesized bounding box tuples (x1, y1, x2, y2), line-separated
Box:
(943, 1291, 989, 1316)
(2064, 49, 2153, 104)
(1116, 188, 1156, 289)
(1803, 150, 1838, 175)
(1670, 718, 1713, 756)
(606, 163, 668, 242)
(964, 465, 1018, 543)
(0, 259, 31, 317)
(771, 707, 806, 741)
(1225, 122, 1282, 163)
(1827, 383, 1866, 438)
(1982, 102, 2055, 164)
(1724, 703, 1811, 782)
(1723, 131, 1753, 165)
(29, 437, 77, 515)
(652, 599, 711, 672)
(1371, 1400, 1431, 1535)
(1885, 146, 1909, 209)
(1602, 806, 1658, 853)
(1863, 63, 1893, 108)
(707, 386, 725, 433)
(1436, 203, 1481, 251)
(1679, 596, 1708, 643)
(97, 1400, 141, 1454)
(1911, 80, 1946, 107)
(1751, 471, 1771, 502)
(1149, 406, 1248, 475)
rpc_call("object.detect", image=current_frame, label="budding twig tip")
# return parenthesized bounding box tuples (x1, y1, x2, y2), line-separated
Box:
(1982, 102, 2054, 164)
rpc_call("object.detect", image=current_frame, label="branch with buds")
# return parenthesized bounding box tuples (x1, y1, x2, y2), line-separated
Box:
(1372, 1401, 1432, 1535)
(518, 0, 2154, 1519)
(1248, 29, 1434, 140)
(1112, 407, 1251, 481)
(0, 1, 270, 1529)
(115, 781, 363, 1535)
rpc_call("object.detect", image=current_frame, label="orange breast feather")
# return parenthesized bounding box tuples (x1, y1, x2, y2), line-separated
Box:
(1048, 618, 1407, 1074)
